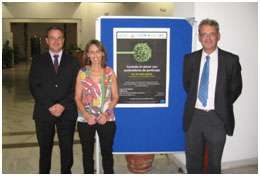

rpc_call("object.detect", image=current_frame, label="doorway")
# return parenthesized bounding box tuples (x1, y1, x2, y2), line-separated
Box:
(11, 23, 77, 60)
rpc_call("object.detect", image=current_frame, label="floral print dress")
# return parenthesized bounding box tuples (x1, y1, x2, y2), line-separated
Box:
(77, 66, 115, 123)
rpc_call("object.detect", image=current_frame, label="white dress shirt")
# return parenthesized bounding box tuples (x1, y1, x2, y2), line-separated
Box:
(49, 50, 63, 66)
(195, 48, 218, 111)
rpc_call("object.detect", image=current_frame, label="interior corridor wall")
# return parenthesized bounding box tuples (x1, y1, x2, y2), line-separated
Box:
(172, 2, 258, 170)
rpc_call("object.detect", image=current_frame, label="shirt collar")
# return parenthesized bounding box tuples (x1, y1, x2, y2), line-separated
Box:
(202, 48, 218, 61)
(49, 50, 63, 60)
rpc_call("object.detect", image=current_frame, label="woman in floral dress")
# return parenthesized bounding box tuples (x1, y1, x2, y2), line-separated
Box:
(75, 39, 119, 174)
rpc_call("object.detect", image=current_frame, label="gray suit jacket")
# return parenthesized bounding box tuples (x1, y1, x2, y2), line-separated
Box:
(182, 48, 242, 136)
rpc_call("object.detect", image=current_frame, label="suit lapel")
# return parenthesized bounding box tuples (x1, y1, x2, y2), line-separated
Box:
(44, 52, 68, 75)
(194, 50, 203, 89)
(215, 48, 225, 103)
(44, 52, 56, 74)
(58, 53, 68, 74)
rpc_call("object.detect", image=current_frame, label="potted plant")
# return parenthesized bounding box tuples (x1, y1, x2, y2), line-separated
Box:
(2, 40, 13, 68)
(125, 154, 155, 173)
(67, 44, 84, 67)
(67, 44, 82, 55)
(13, 44, 21, 64)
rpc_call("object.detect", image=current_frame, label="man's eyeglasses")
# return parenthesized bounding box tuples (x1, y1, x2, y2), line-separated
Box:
(200, 32, 218, 38)
(48, 37, 64, 41)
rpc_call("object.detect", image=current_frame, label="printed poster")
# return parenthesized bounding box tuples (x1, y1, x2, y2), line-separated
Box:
(113, 28, 170, 107)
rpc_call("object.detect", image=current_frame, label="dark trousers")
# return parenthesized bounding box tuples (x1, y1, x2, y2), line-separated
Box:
(35, 119, 76, 174)
(185, 109, 226, 174)
(77, 121, 116, 174)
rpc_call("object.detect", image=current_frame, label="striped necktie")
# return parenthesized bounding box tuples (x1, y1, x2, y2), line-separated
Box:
(198, 55, 210, 107)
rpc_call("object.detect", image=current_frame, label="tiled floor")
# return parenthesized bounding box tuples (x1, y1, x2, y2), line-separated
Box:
(2, 62, 258, 174)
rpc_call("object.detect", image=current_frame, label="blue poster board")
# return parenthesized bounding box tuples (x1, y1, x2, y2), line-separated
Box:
(96, 17, 194, 153)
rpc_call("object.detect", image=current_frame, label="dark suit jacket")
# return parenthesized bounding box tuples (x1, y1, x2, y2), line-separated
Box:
(183, 48, 242, 136)
(29, 52, 80, 122)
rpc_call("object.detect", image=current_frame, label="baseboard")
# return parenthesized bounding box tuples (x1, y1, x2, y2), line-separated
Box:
(169, 154, 257, 174)
(221, 157, 258, 170)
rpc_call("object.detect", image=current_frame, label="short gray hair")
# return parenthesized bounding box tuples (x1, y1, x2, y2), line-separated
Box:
(199, 18, 220, 34)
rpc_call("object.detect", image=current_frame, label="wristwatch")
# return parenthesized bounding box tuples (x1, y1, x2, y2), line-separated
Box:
(105, 109, 113, 116)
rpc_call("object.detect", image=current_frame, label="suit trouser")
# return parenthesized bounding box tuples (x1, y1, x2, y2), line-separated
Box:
(35, 118, 76, 174)
(77, 121, 116, 174)
(185, 109, 226, 174)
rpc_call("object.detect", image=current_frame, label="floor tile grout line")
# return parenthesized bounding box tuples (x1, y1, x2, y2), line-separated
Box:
(2, 140, 81, 149)
(3, 129, 79, 136)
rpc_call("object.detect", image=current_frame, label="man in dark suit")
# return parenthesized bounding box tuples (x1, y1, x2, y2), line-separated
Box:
(29, 26, 80, 174)
(183, 19, 242, 174)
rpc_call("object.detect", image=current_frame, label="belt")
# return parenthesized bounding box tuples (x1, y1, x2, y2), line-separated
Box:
(195, 108, 215, 113)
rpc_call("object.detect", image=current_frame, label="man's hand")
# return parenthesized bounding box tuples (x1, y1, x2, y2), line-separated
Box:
(49, 104, 65, 117)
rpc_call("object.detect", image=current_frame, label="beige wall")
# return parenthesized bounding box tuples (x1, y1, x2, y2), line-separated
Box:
(3, 2, 173, 50)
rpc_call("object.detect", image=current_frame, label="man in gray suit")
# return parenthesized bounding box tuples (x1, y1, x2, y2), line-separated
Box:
(183, 19, 242, 173)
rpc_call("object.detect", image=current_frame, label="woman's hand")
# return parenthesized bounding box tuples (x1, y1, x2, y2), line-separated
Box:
(97, 112, 109, 125)
(84, 113, 97, 125)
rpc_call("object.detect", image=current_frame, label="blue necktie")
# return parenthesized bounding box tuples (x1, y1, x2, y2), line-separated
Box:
(198, 55, 210, 107)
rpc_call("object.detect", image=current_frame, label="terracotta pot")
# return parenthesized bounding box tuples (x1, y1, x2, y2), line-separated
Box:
(125, 154, 155, 173)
